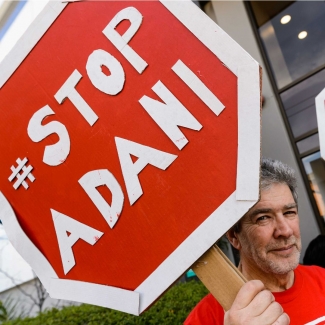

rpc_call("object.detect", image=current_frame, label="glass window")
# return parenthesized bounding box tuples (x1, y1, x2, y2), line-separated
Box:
(297, 133, 319, 156)
(249, 0, 325, 230)
(259, 1, 325, 89)
(280, 68, 325, 139)
(302, 152, 325, 221)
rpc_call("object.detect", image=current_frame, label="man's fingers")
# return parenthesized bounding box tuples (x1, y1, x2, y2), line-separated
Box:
(224, 280, 290, 325)
(242, 302, 288, 325)
(245, 289, 275, 316)
(231, 280, 265, 310)
(273, 313, 290, 325)
(256, 301, 285, 325)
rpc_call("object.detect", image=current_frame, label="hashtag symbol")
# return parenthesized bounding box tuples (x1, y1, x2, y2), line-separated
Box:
(8, 157, 35, 190)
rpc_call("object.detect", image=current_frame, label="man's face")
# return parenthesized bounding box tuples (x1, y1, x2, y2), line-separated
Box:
(236, 183, 301, 275)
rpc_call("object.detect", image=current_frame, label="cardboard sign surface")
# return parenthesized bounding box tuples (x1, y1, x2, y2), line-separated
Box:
(316, 88, 325, 160)
(0, 0, 260, 315)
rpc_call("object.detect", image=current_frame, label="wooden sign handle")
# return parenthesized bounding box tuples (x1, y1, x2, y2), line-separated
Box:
(192, 245, 246, 311)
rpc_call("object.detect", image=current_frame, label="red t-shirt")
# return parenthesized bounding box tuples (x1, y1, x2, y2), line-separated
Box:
(184, 265, 325, 325)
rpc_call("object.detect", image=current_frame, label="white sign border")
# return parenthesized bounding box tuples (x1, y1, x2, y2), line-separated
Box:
(0, 0, 260, 315)
(316, 88, 325, 161)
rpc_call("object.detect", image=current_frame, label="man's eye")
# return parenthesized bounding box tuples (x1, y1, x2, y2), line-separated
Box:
(256, 216, 269, 223)
(284, 210, 297, 217)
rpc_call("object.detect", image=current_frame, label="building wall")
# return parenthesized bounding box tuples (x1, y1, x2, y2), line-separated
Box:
(0, 278, 77, 318)
(208, 0, 320, 259)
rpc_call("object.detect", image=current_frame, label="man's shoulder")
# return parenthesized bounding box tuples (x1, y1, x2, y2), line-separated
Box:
(195, 293, 221, 308)
(297, 264, 325, 275)
(296, 264, 325, 286)
(184, 293, 224, 325)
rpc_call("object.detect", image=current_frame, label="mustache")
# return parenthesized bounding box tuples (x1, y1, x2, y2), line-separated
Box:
(266, 236, 299, 251)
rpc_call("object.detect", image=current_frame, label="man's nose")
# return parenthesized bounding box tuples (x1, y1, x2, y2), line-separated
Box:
(274, 215, 294, 238)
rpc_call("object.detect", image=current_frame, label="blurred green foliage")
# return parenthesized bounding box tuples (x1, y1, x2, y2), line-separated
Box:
(2, 279, 208, 325)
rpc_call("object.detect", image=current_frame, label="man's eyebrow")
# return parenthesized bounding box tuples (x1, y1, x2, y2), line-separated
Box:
(249, 203, 298, 218)
(284, 203, 298, 209)
(249, 208, 272, 218)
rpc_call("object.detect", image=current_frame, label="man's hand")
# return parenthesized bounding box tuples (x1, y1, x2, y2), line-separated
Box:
(224, 280, 290, 325)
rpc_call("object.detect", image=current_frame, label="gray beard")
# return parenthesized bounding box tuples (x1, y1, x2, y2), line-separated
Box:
(249, 249, 301, 275)
(239, 233, 302, 275)
(259, 252, 300, 274)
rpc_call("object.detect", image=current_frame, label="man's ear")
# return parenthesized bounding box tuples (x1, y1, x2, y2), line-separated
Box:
(226, 228, 241, 250)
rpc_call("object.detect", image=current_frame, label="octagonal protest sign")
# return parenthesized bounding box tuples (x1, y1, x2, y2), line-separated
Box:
(0, 0, 261, 315)
(316, 88, 325, 160)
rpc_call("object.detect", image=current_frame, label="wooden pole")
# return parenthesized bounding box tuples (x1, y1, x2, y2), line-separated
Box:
(192, 245, 246, 311)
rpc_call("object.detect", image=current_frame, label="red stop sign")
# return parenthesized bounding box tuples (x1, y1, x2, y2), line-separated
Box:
(0, 0, 260, 315)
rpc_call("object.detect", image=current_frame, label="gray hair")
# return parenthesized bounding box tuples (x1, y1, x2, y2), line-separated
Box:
(260, 157, 298, 204)
(232, 157, 298, 233)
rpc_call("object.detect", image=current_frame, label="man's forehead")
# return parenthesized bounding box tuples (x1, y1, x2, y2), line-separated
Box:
(245, 183, 296, 217)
